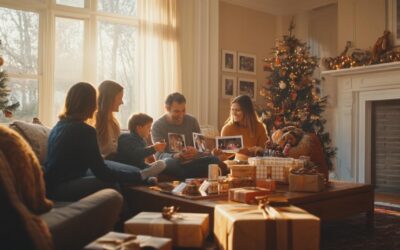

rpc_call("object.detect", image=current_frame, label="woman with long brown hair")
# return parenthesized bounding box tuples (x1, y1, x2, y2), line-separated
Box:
(44, 82, 164, 201)
(95, 80, 124, 157)
(221, 95, 268, 155)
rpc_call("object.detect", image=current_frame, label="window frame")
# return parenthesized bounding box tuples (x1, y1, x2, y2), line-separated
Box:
(0, 0, 139, 125)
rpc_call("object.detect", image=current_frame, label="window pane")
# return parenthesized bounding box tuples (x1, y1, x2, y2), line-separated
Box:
(97, 0, 136, 17)
(54, 17, 84, 121)
(56, 0, 85, 8)
(0, 78, 38, 123)
(97, 20, 136, 128)
(0, 7, 39, 75)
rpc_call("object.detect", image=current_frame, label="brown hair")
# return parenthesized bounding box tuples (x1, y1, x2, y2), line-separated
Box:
(165, 92, 186, 106)
(225, 95, 260, 137)
(59, 82, 97, 121)
(95, 80, 123, 145)
(128, 113, 153, 132)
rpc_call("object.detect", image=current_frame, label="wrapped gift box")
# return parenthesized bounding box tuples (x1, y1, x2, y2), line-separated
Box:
(84, 231, 172, 250)
(248, 157, 304, 183)
(124, 212, 209, 248)
(229, 164, 256, 180)
(227, 176, 256, 188)
(214, 204, 320, 250)
(288, 173, 325, 192)
(229, 187, 270, 204)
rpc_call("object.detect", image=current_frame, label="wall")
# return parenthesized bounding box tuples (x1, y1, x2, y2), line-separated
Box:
(218, 2, 276, 129)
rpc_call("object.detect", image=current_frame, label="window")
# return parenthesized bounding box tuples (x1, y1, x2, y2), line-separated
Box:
(0, 0, 138, 126)
(0, 6, 40, 123)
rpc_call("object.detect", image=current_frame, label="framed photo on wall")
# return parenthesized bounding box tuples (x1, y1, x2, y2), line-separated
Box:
(222, 75, 236, 99)
(238, 52, 256, 74)
(389, 0, 400, 44)
(238, 78, 257, 101)
(222, 50, 236, 72)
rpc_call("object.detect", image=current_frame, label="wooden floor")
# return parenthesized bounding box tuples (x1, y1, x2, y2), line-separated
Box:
(375, 191, 400, 205)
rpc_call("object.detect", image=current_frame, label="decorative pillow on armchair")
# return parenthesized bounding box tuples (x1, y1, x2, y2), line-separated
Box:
(0, 124, 53, 214)
(9, 119, 50, 165)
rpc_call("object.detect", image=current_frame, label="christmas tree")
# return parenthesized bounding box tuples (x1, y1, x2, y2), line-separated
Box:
(260, 21, 336, 170)
(0, 40, 19, 118)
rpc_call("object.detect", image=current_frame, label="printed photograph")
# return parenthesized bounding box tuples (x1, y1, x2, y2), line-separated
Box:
(168, 133, 186, 152)
(216, 135, 243, 153)
(222, 50, 236, 72)
(222, 75, 236, 99)
(193, 133, 207, 152)
(238, 78, 257, 101)
(238, 52, 256, 74)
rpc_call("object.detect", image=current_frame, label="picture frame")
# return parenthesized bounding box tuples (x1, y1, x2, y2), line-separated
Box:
(238, 78, 257, 101)
(222, 75, 237, 99)
(193, 132, 207, 152)
(168, 133, 186, 153)
(222, 50, 236, 72)
(388, 0, 400, 44)
(215, 135, 244, 153)
(238, 52, 256, 74)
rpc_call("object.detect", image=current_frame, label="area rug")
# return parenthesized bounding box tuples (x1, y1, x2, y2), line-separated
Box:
(321, 204, 400, 250)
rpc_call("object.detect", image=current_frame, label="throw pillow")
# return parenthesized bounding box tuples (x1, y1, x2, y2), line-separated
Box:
(0, 151, 53, 250)
(0, 124, 53, 214)
(9, 119, 50, 165)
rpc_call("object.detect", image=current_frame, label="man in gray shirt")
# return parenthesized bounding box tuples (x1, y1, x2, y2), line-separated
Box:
(152, 92, 221, 180)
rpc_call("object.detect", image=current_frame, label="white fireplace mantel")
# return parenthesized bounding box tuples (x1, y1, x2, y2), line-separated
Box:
(322, 62, 400, 183)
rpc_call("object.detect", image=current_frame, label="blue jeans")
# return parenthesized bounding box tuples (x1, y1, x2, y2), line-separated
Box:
(48, 160, 143, 201)
(162, 156, 220, 180)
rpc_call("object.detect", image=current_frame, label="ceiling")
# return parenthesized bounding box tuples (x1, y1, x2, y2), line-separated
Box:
(221, 0, 338, 15)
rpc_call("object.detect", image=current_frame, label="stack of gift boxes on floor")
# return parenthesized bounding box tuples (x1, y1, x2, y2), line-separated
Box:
(85, 156, 326, 250)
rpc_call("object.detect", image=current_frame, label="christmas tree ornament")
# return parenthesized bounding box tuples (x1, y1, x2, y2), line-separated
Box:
(0, 56, 3, 67)
(279, 81, 287, 89)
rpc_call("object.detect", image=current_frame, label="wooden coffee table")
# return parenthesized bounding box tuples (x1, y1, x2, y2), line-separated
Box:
(125, 181, 374, 230)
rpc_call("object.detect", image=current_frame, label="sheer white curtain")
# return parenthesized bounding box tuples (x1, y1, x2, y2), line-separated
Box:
(137, 0, 181, 119)
(178, 0, 219, 126)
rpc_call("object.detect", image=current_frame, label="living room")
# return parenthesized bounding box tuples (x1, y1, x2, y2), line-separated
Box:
(0, 0, 399, 249)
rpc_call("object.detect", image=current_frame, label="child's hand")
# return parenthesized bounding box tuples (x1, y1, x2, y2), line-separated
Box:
(153, 142, 167, 152)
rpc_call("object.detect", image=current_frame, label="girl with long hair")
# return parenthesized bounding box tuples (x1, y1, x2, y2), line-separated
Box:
(95, 80, 124, 157)
(221, 95, 268, 155)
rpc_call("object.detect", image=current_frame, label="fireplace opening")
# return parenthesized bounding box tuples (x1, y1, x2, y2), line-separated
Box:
(371, 99, 400, 195)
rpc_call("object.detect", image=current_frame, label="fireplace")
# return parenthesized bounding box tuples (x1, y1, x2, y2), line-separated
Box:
(372, 99, 400, 193)
(322, 62, 400, 184)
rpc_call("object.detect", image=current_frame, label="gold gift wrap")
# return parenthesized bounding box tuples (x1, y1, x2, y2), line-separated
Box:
(84, 231, 172, 250)
(288, 173, 325, 192)
(229, 164, 256, 180)
(228, 187, 270, 204)
(124, 212, 209, 248)
(214, 204, 320, 250)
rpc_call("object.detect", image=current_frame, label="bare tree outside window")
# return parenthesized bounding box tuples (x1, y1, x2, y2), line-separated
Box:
(0, 7, 39, 123)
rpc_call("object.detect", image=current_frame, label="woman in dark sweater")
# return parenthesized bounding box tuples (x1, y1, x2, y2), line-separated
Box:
(44, 82, 164, 201)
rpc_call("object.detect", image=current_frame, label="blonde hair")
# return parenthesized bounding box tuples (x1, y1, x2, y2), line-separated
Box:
(95, 80, 123, 146)
(59, 82, 97, 121)
(225, 95, 261, 137)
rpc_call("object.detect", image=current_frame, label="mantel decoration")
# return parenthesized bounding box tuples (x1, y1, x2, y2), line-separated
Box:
(323, 30, 400, 70)
(0, 39, 19, 117)
(259, 21, 336, 170)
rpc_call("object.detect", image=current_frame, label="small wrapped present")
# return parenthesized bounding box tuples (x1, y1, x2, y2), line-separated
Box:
(288, 172, 325, 192)
(229, 164, 256, 179)
(214, 204, 320, 250)
(227, 176, 256, 188)
(84, 231, 172, 250)
(124, 212, 209, 248)
(248, 157, 304, 183)
(228, 187, 270, 204)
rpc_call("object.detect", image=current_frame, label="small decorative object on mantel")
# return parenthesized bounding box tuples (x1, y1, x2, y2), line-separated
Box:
(323, 30, 400, 70)
(0, 39, 20, 118)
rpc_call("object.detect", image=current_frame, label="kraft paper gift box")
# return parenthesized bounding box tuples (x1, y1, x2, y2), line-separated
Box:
(229, 187, 270, 204)
(84, 231, 172, 250)
(124, 212, 209, 248)
(214, 204, 320, 250)
(288, 173, 325, 192)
